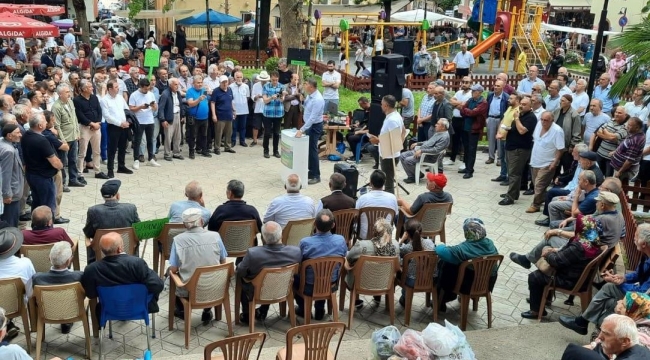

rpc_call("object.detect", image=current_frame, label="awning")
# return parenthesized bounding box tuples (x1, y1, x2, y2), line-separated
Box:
(391, 9, 467, 25)
(114, 9, 193, 19)
(548, 0, 592, 10)
(270, 0, 411, 27)
(541, 22, 620, 36)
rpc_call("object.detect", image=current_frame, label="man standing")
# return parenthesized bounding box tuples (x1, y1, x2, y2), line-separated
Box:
(583, 99, 610, 145)
(207, 179, 262, 233)
(250, 71, 269, 147)
(543, 81, 562, 113)
(593, 73, 619, 115)
(321, 60, 341, 113)
(22, 113, 63, 214)
(210, 75, 236, 155)
(185, 76, 211, 159)
(571, 79, 590, 117)
(499, 97, 537, 205)
(415, 82, 437, 141)
(230, 71, 250, 147)
(445, 77, 472, 167)
(316, 173, 356, 213)
(610, 117, 646, 181)
(458, 84, 488, 179)
(52, 84, 83, 187)
(516, 66, 545, 96)
(158, 78, 185, 161)
(74, 80, 108, 180)
(526, 111, 565, 213)
(296, 78, 325, 185)
(368, 95, 407, 194)
(83, 179, 140, 263)
(101, 80, 133, 178)
(553, 94, 582, 173)
(485, 80, 508, 165)
(41, 111, 70, 224)
(624, 88, 650, 121)
(0, 124, 23, 226)
(591, 106, 629, 176)
(400, 87, 415, 133)
(129, 78, 160, 169)
(400, 119, 450, 183)
(452, 44, 474, 79)
(261, 71, 284, 158)
(282, 73, 302, 131)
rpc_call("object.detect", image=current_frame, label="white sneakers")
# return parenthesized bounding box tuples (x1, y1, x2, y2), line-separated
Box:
(147, 159, 161, 167)
(458, 162, 466, 171)
(132, 160, 140, 170)
(443, 159, 455, 166)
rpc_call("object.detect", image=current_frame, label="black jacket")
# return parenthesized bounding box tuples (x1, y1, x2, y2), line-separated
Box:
(207, 200, 263, 234)
(73, 94, 103, 126)
(81, 254, 164, 314)
(33, 269, 84, 287)
(547, 241, 598, 285)
(158, 88, 185, 123)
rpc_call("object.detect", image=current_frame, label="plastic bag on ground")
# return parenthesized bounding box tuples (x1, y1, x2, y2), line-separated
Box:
(370, 325, 401, 360)
(394, 329, 430, 360)
(443, 320, 477, 360)
(422, 322, 458, 357)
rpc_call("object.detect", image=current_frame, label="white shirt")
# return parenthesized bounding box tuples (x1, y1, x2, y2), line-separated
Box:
(530, 122, 565, 168)
(129, 90, 156, 125)
(544, 95, 561, 113)
(263, 193, 316, 229)
(229, 82, 250, 115)
(101, 93, 128, 126)
(205, 76, 220, 91)
(63, 32, 76, 49)
(172, 91, 180, 114)
(453, 51, 475, 69)
(533, 106, 545, 121)
(355, 190, 398, 239)
(379, 110, 404, 159)
(559, 86, 572, 96)
(571, 91, 590, 116)
(452, 89, 472, 118)
(116, 78, 127, 94)
(321, 70, 341, 100)
(251, 82, 265, 114)
(625, 102, 650, 122)
(0, 256, 36, 299)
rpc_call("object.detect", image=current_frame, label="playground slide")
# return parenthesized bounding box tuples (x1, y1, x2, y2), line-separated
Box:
(442, 32, 504, 73)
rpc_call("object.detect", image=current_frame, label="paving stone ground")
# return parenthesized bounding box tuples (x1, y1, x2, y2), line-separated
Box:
(13, 143, 585, 360)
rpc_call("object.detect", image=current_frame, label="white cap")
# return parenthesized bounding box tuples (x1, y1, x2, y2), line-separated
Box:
(219, 75, 229, 83)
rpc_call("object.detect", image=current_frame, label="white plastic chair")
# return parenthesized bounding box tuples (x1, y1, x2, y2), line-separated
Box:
(415, 152, 444, 185)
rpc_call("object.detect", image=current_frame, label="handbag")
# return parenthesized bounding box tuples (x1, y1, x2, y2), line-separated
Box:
(536, 247, 556, 276)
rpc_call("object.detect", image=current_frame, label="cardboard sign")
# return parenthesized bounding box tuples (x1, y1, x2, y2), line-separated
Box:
(378, 126, 404, 159)
(143, 49, 161, 68)
(133, 217, 169, 240)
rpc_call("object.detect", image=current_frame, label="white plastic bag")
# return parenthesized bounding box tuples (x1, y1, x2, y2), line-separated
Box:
(394, 329, 430, 360)
(443, 320, 476, 360)
(370, 325, 401, 360)
(422, 322, 458, 357)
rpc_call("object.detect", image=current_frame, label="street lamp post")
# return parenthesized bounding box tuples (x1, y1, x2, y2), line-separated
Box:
(586, 0, 609, 97)
(206, 0, 212, 42)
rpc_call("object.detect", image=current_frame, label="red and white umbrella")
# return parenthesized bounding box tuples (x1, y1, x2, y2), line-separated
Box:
(0, 4, 65, 17)
(0, 12, 59, 38)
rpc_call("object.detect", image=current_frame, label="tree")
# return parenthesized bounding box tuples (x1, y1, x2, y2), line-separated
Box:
(71, 0, 91, 43)
(278, 0, 308, 58)
(436, 0, 461, 11)
(609, 5, 650, 96)
(127, 0, 175, 19)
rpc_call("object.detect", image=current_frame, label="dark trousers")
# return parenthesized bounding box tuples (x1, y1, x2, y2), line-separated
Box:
(596, 154, 614, 177)
(292, 275, 337, 311)
(262, 116, 282, 154)
(207, 117, 215, 150)
(107, 124, 128, 171)
(186, 119, 208, 154)
(543, 187, 571, 216)
(134, 124, 155, 161)
(639, 160, 650, 187)
(380, 157, 400, 194)
(100, 122, 108, 160)
(365, 143, 379, 165)
(559, 151, 573, 176)
(355, 61, 366, 76)
(65, 140, 80, 184)
(284, 106, 300, 130)
(25, 173, 56, 215)
(240, 282, 269, 315)
(506, 148, 532, 201)
(1, 200, 20, 227)
(461, 131, 479, 174)
(307, 122, 323, 180)
(232, 114, 248, 144)
(450, 117, 464, 161)
(347, 133, 364, 153)
(417, 122, 432, 142)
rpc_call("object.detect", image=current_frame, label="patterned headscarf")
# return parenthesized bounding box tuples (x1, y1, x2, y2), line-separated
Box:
(625, 292, 650, 321)
(463, 218, 486, 241)
(573, 214, 604, 259)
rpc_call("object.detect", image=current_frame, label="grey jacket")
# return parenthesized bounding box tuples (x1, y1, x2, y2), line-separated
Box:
(0, 138, 23, 201)
(552, 107, 582, 148)
(428, 98, 454, 137)
(417, 131, 450, 155)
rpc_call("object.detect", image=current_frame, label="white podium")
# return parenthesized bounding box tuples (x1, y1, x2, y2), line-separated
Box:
(280, 129, 310, 187)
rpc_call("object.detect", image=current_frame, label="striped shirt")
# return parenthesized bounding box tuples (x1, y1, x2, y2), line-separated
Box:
(596, 120, 628, 159)
(262, 82, 285, 118)
(419, 94, 436, 119)
(610, 132, 646, 170)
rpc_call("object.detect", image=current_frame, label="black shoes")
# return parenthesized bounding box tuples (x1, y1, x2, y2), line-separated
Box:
(239, 308, 267, 324)
(559, 315, 589, 335)
(189, 153, 195, 159)
(372, 164, 379, 170)
(78, 177, 87, 185)
(264, 153, 270, 159)
(499, 197, 514, 205)
(273, 152, 281, 158)
(308, 178, 321, 185)
(68, 181, 85, 187)
(214, 149, 221, 155)
(500, 181, 509, 186)
(19, 213, 31, 222)
(61, 323, 72, 334)
(117, 166, 134, 174)
(240, 142, 249, 147)
(314, 308, 325, 321)
(224, 149, 236, 153)
(523, 189, 535, 196)
(95, 172, 110, 179)
(403, 178, 416, 184)
(201, 152, 212, 158)
(173, 154, 185, 160)
(463, 173, 473, 179)
(201, 309, 213, 325)
(458, 169, 467, 174)
(107, 171, 114, 178)
(164, 156, 173, 161)
(521, 310, 547, 319)
(509, 252, 531, 269)
(535, 218, 550, 227)
(53, 217, 70, 224)
(491, 176, 507, 182)
(5, 321, 19, 340)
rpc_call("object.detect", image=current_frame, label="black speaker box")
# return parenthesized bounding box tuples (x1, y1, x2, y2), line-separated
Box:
(371, 54, 405, 103)
(368, 101, 385, 136)
(392, 39, 414, 71)
(334, 163, 359, 199)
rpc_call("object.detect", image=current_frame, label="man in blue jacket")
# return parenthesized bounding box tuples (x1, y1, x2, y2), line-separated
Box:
(559, 223, 650, 335)
(158, 78, 185, 161)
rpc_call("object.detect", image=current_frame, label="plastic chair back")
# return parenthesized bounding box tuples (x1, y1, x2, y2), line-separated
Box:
(93, 227, 139, 261)
(282, 218, 315, 247)
(203, 332, 266, 360)
(332, 209, 359, 247)
(20, 243, 55, 273)
(97, 284, 152, 327)
(218, 220, 258, 258)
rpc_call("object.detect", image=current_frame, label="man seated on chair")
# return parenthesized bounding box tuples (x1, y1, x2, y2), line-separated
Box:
(82, 179, 140, 264)
(355, 170, 398, 239)
(398, 173, 453, 217)
(293, 209, 347, 320)
(169, 208, 228, 326)
(316, 173, 355, 213)
(236, 221, 301, 324)
(167, 180, 211, 224)
(81, 232, 164, 320)
(207, 179, 262, 234)
(345, 97, 370, 155)
(263, 174, 316, 229)
(399, 118, 451, 183)
(32, 241, 83, 334)
(22, 206, 74, 247)
(559, 225, 650, 337)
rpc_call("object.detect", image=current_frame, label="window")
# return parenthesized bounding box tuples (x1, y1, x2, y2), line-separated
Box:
(274, 17, 281, 29)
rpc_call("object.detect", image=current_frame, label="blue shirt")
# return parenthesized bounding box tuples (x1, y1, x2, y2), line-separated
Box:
(578, 188, 600, 215)
(563, 166, 583, 193)
(210, 86, 234, 121)
(300, 90, 324, 132)
(622, 257, 650, 293)
(263, 193, 316, 228)
(167, 200, 211, 224)
(262, 82, 285, 118)
(488, 93, 504, 117)
(592, 85, 619, 114)
(186, 87, 209, 120)
(169, 236, 228, 267)
(299, 232, 348, 284)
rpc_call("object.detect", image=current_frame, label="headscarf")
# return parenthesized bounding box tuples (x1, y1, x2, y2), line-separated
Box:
(572, 214, 604, 259)
(625, 292, 650, 322)
(463, 218, 486, 241)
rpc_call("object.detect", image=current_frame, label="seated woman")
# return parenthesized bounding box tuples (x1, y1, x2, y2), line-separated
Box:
(523, 214, 604, 319)
(345, 218, 399, 308)
(612, 292, 650, 349)
(398, 219, 435, 306)
(435, 218, 499, 311)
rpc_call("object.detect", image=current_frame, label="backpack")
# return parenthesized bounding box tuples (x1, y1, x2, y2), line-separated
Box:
(415, 54, 429, 72)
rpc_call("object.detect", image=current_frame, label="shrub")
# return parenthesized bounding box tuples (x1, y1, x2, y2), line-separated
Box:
(265, 57, 279, 72)
(565, 51, 583, 65)
(225, 57, 239, 66)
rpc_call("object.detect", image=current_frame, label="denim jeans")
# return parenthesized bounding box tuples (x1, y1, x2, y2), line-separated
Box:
(100, 122, 108, 160)
(499, 140, 508, 178)
(65, 140, 80, 183)
(0, 201, 20, 227)
(542, 187, 571, 216)
(231, 114, 248, 144)
(306, 122, 323, 180)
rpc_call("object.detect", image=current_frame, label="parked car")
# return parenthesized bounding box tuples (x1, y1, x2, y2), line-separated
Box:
(98, 9, 113, 21)
(90, 17, 130, 30)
